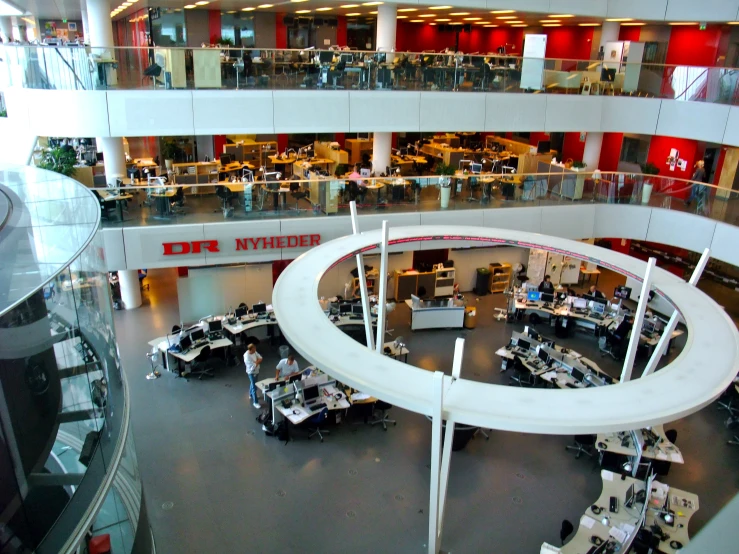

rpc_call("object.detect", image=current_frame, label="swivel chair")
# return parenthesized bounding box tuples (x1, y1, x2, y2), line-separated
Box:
(169, 186, 186, 214)
(172, 325, 181, 334)
(327, 59, 346, 89)
(560, 520, 575, 545)
(509, 363, 535, 387)
(601, 328, 630, 361)
(188, 345, 214, 380)
(289, 181, 308, 211)
(369, 400, 396, 431)
(92, 190, 116, 220)
(466, 176, 480, 202)
(302, 407, 330, 442)
(215, 185, 236, 217)
(565, 434, 596, 459)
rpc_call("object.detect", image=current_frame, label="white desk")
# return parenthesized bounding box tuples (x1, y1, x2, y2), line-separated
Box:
(404, 298, 465, 331)
(383, 341, 409, 362)
(148, 334, 233, 371)
(268, 377, 350, 425)
(644, 486, 698, 553)
(596, 426, 684, 464)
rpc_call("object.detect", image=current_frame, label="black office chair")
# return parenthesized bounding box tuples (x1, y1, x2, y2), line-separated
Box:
(188, 345, 214, 380)
(172, 325, 181, 334)
(509, 363, 535, 387)
(170, 186, 186, 213)
(92, 190, 116, 220)
(289, 181, 308, 211)
(238, 302, 247, 309)
(565, 434, 596, 459)
(601, 329, 630, 361)
(301, 407, 330, 442)
(560, 519, 574, 545)
(127, 167, 141, 183)
(665, 429, 678, 444)
(327, 59, 346, 89)
(369, 401, 396, 431)
(466, 176, 480, 202)
(214, 185, 236, 217)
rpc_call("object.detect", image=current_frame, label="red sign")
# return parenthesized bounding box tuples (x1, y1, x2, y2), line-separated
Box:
(162, 234, 321, 256)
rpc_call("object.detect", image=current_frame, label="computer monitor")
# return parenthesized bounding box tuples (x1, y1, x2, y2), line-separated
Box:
(517, 338, 531, 351)
(208, 319, 223, 333)
(220, 153, 233, 166)
(625, 483, 636, 508)
(339, 303, 351, 315)
(351, 304, 363, 315)
(288, 373, 302, 384)
(591, 302, 605, 315)
(470, 162, 482, 174)
(190, 328, 205, 342)
(614, 286, 632, 300)
(235, 306, 247, 318)
(527, 290, 541, 302)
(537, 140, 551, 154)
(573, 297, 588, 310)
(360, 168, 371, 178)
(179, 335, 192, 351)
(537, 348, 549, 365)
(268, 380, 285, 391)
(526, 327, 542, 341)
(540, 292, 554, 304)
(253, 302, 267, 314)
(339, 52, 353, 64)
(319, 50, 334, 64)
(643, 320, 656, 334)
(557, 292, 568, 301)
(399, 147, 408, 157)
(303, 385, 319, 402)
(571, 367, 586, 382)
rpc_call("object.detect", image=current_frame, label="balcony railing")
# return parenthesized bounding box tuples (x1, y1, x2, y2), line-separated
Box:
(2, 45, 739, 105)
(87, 170, 739, 230)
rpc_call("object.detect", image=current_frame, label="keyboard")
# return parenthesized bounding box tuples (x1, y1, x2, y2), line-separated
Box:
(191, 340, 208, 350)
(208, 332, 223, 340)
(308, 403, 326, 412)
(590, 314, 604, 321)
(349, 314, 363, 320)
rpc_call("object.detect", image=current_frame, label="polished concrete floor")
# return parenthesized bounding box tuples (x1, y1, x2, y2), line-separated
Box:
(114, 268, 739, 554)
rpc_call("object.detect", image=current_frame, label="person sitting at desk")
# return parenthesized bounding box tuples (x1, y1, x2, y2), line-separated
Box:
(588, 285, 605, 299)
(538, 275, 555, 294)
(275, 354, 299, 380)
(244, 343, 263, 409)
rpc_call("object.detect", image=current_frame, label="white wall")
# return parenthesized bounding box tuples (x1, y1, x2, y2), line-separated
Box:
(317, 251, 414, 299)
(449, 246, 529, 292)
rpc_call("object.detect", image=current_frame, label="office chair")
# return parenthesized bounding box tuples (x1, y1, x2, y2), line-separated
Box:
(188, 345, 214, 380)
(145, 348, 162, 380)
(238, 302, 247, 309)
(718, 385, 739, 418)
(215, 186, 236, 217)
(127, 167, 141, 184)
(565, 434, 596, 459)
(369, 400, 396, 431)
(92, 190, 116, 220)
(169, 186, 186, 214)
(327, 59, 346, 89)
(302, 407, 330, 442)
(289, 181, 308, 211)
(560, 520, 574, 545)
(466, 176, 480, 202)
(509, 364, 535, 387)
(601, 328, 630, 361)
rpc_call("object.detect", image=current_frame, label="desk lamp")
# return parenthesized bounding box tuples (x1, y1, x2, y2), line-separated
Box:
(242, 168, 254, 183)
(458, 159, 473, 172)
(502, 165, 516, 175)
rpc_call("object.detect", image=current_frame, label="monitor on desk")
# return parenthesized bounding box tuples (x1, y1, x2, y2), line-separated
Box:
(339, 303, 352, 315)
(360, 168, 371, 178)
(537, 348, 550, 365)
(399, 147, 408, 157)
(573, 297, 588, 310)
(625, 483, 636, 508)
(179, 335, 192, 351)
(643, 320, 656, 334)
(303, 384, 320, 402)
(351, 304, 363, 315)
(220, 153, 233, 166)
(208, 319, 223, 333)
(289, 373, 302, 384)
(319, 50, 334, 64)
(571, 367, 586, 382)
(190, 328, 205, 342)
(253, 302, 267, 314)
(527, 290, 541, 302)
(537, 140, 551, 154)
(516, 338, 531, 351)
(540, 292, 554, 304)
(614, 285, 632, 300)
(591, 302, 606, 315)
(470, 162, 482, 174)
(235, 306, 247, 318)
(268, 380, 285, 392)
(340, 52, 353, 64)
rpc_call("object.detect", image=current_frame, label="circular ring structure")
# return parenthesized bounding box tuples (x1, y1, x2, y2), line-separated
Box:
(273, 226, 739, 435)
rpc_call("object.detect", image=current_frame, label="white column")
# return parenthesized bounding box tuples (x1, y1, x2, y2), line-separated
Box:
(119, 269, 142, 309)
(350, 201, 375, 351)
(0, 17, 12, 42)
(375, 221, 389, 351)
(582, 132, 603, 170)
(80, 0, 90, 43)
(98, 136, 127, 186)
(428, 371, 445, 554)
(372, 132, 392, 175)
(599, 22, 620, 55)
(86, 0, 114, 49)
(376, 4, 397, 53)
(620, 257, 656, 383)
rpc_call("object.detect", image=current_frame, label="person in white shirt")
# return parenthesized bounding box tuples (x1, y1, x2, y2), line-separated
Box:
(243, 343, 262, 408)
(275, 355, 300, 380)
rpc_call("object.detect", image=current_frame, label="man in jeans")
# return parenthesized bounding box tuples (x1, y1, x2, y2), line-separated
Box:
(244, 343, 262, 408)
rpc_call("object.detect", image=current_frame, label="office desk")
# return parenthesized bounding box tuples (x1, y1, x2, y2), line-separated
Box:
(644, 486, 698, 554)
(98, 190, 133, 221)
(383, 341, 409, 362)
(404, 298, 465, 330)
(364, 182, 385, 206)
(596, 426, 684, 464)
(148, 334, 233, 372)
(579, 266, 601, 286)
(268, 156, 297, 176)
(269, 377, 350, 425)
(514, 300, 614, 333)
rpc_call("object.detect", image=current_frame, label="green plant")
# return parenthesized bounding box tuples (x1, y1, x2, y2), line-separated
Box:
(334, 163, 348, 176)
(640, 162, 660, 176)
(37, 147, 77, 178)
(571, 160, 587, 169)
(0, 109, 7, 118)
(160, 139, 180, 161)
(211, 35, 235, 47)
(434, 162, 456, 176)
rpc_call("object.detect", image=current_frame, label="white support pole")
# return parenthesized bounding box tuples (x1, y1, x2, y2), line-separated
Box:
(349, 201, 375, 351)
(620, 257, 657, 383)
(428, 371, 445, 554)
(119, 269, 142, 310)
(642, 248, 710, 378)
(375, 221, 389, 353)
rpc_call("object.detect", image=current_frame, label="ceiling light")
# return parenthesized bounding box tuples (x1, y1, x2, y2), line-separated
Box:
(369, 10, 377, 13)
(512, 24, 527, 27)
(410, 19, 423, 23)
(549, 14, 574, 18)
(464, 17, 481, 21)
(316, 7, 333, 11)
(542, 24, 561, 27)
(258, 3, 274, 7)
(291, 0, 309, 2)
(669, 22, 697, 25)
(497, 16, 517, 19)
(429, 5, 452, 9)
(474, 21, 488, 25)
(449, 22, 462, 25)
(227, 10, 237, 13)
(361, 1, 383, 5)
(419, 14, 435, 18)
(505, 20, 524, 24)
(429, 23, 436, 25)
(621, 22, 646, 26)
(729, 22, 739, 25)
(242, 7, 256, 11)
(579, 23, 600, 26)
(195, 1, 209, 5)
(184, 4, 196, 8)
(339, 3, 359, 6)
(345, 12, 360, 15)
(435, 18, 450, 22)
(540, 20, 559, 23)
(484, 25, 498, 28)
(398, 8, 417, 12)
(396, 15, 407, 19)
(449, 12, 469, 16)
(490, 10, 514, 14)
(296, 9, 311, 13)
(606, 18, 633, 22)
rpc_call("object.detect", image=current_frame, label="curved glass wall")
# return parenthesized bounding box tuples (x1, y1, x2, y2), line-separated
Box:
(0, 165, 152, 554)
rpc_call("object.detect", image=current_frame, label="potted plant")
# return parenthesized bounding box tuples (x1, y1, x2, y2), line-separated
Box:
(435, 162, 456, 208)
(160, 139, 180, 171)
(640, 162, 660, 204)
(37, 147, 78, 178)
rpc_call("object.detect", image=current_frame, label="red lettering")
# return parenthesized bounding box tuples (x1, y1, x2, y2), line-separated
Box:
(299, 235, 309, 247)
(247, 237, 260, 250)
(263, 237, 277, 249)
(310, 234, 321, 246)
(287, 235, 298, 248)
(235, 238, 248, 251)
(199, 240, 220, 253)
(276, 236, 286, 248)
(163, 242, 191, 255)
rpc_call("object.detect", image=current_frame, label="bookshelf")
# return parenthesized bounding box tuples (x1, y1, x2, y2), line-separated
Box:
(489, 263, 512, 294)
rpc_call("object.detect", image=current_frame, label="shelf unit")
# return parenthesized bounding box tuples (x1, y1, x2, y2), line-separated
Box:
(489, 263, 512, 294)
(351, 269, 379, 298)
(434, 267, 455, 297)
(224, 141, 278, 167)
(172, 161, 220, 194)
(345, 138, 373, 166)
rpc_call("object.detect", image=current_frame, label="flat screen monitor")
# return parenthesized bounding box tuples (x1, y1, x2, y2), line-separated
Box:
(625, 483, 636, 508)
(179, 335, 192, 351)
(399, 148, 408, 157)
(268, 380, 285, 391)
(527, 290, 541, 302)
(644, 320, 656, 333)
(303, 385, 319, 401)
(517, 338, 531, 351)
(339, 303, 352, 315)
(319, 50, 334, 64)
(340, 52, 353, 64)
(351, 304, 363, 315)
(470, 162, 482, 174)
(288, 373, 302, 383)
(220, 153, 233, 166)
(360, 168, 371, 178)
(235, 306, 247, 318)
(591, 302, 606, 315)
(208, 319, 222, 332)
(537, 348, 549, 364)
(557, 292, 568, 301)
(537, 140, 551, 154)
(571, 367, 586, 382)
(252, 302, 267, 314)
(526, 327, 542, 341)
(614, 286, 632, 300)
(573, 297, 588, 310)
(190, 328, 205, 342)
(540, 292, 554, 304)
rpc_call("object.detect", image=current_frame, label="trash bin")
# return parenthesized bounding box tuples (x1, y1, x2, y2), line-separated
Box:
(475, 267, 491, 296)
(279, 345, 290, 359)
(464, 307, 477, 329)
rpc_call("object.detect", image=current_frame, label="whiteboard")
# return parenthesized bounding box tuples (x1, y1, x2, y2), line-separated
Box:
(545, 253, 564, 284)
(560, 256, 581, 285)
(527, 249, 548, 288)
(521, 34, 547, 90)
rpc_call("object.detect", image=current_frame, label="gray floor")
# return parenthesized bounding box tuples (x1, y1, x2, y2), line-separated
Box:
(115, 268, 739, 553)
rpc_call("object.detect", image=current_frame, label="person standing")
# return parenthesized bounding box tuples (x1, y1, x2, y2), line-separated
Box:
(686, 160, 706, 207)
(538, 275, 555, 294)
(244, 343, 262, 409)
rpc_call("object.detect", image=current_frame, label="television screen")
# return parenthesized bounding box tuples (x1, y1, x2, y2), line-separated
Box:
(614, 286, 632, 299)
(537, 140, 551, 154)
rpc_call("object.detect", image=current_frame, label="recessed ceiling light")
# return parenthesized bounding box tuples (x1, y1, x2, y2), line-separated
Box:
(242, 7, 256, 11)
(606, 18, 633, 22)
(669, 22, 697, 25)
(429, 22, 436, 25)
(474, 21, 489, 25)
(194, 1, 209, 5)
(257, 3, 273, 7)
(369, 10, 377, 13)
(410, 19, 423, 23)
(549, 14, 574, 18)
(396, 15, 407, 19)
(540, 20, 559, 23)
(316, 7, 333, 11)
(435, 18, 450, 22)
(490, 10, 514, 14)
(296, 9, 310, 13)
(505, 21, 524, 24)
(449, 12, 469, 16)
(345, 12, 360, 15)
(496, 16, 516, 20)
(729, 21, 739, 25)
(339, 3, 359, 7)
(449, 22, 462, 25)
(579, 23, 600, 27)
(512, 24, 528, 27)
(429, 5, 452, 10)
(398, 8, 417, 12)
(419, 14, 435, 18)
(226, 10, 237, 13)
(542, 24, 561, 27)
(621, 22, 646, 26)
(484, 25, 498, 28)
(464, 17, 481, 21)
(361, 1, 383, 5)
(291, 0, 309, 2)
(184, 4, 196, 8)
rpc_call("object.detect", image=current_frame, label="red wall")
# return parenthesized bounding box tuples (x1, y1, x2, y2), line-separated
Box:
(544, 27, 594, 61)
(645, 135, 701, 199)
(598, 133, 624, 172)
(337, 16, 347, 47)
(396, 23, 524, 54)
(208, 10, 221, 43)
(561, 132, 586, 162)
(275, 14, 287, 49)
(214, 135, 227, 160)
(618, 27, 641, 42)
(665, 25, 723, 66)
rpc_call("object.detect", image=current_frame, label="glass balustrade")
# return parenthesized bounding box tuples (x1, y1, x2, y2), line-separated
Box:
(1, 44, 738, 104)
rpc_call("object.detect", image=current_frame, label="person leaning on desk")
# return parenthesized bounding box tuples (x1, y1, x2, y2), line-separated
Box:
(538, 275, 555, 294)
(244, 344, 262, 409)
(275, 354, 299, 380)
(588, 284, 606, 299)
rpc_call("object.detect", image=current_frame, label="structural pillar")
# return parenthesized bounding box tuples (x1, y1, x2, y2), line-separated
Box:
(0, 17, 12, 42)
(582, 132, 603, 171)
(80, 0, 90, 43)
(372, 132, 392, 175)
(86, 0, 114, 50)
(599, 22, 620, 57)
(98, 136, 127, 186)
(119, 270, 142, 310)
(376, 4, 396, 55)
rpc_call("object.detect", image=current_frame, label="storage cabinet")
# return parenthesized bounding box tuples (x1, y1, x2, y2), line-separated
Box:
(489, 263, 512, 294)
(435, 267, 455, 297)
(394, 270, 438, 301)
(172, 161, 219, 194)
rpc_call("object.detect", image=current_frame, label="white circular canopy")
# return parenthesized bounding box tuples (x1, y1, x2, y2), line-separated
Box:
(273, 226, 739, 435)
